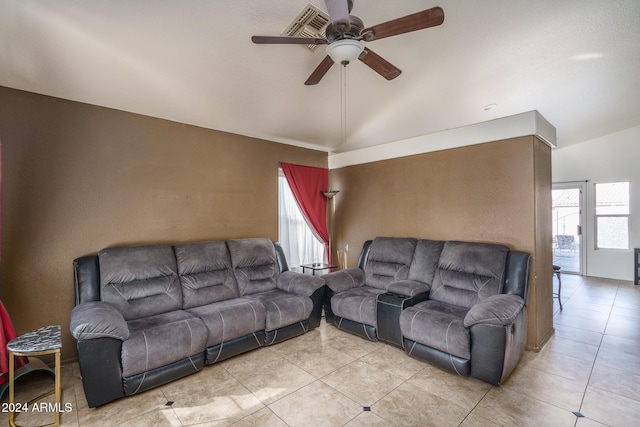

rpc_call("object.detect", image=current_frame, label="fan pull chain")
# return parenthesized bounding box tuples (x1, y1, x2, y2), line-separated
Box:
(341, 62, 347, 145)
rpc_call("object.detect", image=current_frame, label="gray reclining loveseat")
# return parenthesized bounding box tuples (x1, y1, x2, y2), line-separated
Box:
(70, 238, 325, 407)
(322, 237, 531, 385)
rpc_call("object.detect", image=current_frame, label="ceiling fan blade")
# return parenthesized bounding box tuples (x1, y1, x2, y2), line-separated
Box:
(361, 7, 444, 41)
(252, 35, 328, 45)
(305, 55, 335, 85)
(325, 0, 351, 30)
(358, 48, 401, 80)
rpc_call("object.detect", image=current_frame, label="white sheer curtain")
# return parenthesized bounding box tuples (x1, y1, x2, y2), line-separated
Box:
(278, 174, 326, 271)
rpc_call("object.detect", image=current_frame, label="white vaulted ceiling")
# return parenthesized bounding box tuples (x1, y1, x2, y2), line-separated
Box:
(1, 0, 639, 154)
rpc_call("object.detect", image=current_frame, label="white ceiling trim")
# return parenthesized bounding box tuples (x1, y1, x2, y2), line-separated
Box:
(328, 110, 556, 169)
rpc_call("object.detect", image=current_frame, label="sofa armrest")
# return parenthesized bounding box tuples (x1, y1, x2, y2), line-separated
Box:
(277, 271, 325, 297)
(70, 301, 129, 341)
(322, 268, 365, 293)
(386, 280, 430, 297)
(463, 294, 525, 328)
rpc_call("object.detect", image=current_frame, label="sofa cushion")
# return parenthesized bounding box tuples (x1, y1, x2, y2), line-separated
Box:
(187, 298, 266, 347)
(408, 239, 445, 285)
(99, 245, 183, 321)
(400, 300, 471, 360)
(122, 310, 208, 377)
(228, 238, 279, 296)
(429, 241, 508, 309)
(175, 241, 239, 308)
(331, 286, 387, 328)
(365, 237, 417, 290)
(246, 289, 313, 331)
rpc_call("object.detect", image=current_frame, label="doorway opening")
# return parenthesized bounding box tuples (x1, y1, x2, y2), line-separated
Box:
(552, 183, 586, 274)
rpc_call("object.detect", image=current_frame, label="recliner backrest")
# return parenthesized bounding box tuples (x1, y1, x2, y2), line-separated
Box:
(228, 238, 279, 296)
(175, 240, 239, 308)
(364, 237, 417, 290)
(99, 244, 182, 321)
(408, 239, 445, 285)
(429, 241, 508, 309)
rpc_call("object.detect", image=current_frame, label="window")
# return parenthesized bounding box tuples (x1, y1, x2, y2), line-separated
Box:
(278, 173, 326, 270)
(595, 182, 630, 250)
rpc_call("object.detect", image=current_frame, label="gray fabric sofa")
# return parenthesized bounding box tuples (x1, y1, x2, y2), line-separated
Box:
(322, 237, 531, 385)
(70, 238, 325, 408)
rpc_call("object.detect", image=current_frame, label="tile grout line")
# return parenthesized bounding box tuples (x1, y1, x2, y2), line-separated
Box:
(456, 386, 494, 427)
(573, 278, 617, 425)
(219, 363, 282, 425)
(159, 387, 185, 427)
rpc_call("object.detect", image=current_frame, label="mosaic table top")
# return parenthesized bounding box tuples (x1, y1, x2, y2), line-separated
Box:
(7, 324, 61, 353)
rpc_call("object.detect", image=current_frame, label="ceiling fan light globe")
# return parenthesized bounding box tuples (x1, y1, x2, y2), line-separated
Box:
(326, 39, 364, 64)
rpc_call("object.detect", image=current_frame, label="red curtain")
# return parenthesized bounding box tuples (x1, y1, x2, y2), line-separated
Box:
(280, 162, 330, 262)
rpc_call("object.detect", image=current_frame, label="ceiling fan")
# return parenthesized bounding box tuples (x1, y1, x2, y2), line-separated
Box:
(251, 0, 444, 85)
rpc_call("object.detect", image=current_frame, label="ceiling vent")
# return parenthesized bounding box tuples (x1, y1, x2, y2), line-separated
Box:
(283, 3, 330, 51)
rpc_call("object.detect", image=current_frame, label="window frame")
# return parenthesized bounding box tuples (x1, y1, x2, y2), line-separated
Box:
(594, 181, 631, 251)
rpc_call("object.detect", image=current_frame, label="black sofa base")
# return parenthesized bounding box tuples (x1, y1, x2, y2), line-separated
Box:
(123, 353, 205, 396)
(265, 320, 309, 345)
(205, 332, 266, 365)
(403, 338, 471, 377)
(335, 317, 378, 342)
(77, 338, 125, 408)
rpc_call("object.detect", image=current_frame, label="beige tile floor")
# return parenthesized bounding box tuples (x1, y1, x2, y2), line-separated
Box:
(3, 274, 640, 426)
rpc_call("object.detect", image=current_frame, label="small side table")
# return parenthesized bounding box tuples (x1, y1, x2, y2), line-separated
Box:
(7, 325, 62, 427)
(300, 263, 337, 276)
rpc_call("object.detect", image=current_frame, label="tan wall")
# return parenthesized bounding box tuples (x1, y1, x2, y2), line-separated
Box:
(0, 86, 327, 361)
(329, 137, 553, 349)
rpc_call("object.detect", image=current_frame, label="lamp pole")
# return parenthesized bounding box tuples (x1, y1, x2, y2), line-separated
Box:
(322, 190, 339, 264)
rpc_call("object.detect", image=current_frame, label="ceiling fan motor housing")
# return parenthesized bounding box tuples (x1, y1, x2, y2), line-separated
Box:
(326, 15, 364, 42)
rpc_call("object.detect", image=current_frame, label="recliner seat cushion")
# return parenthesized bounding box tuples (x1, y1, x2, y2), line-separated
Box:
(99, 245, 183, 320)
(246, 289, 313, 331)
(122, 310, 208, 377)
(365, 237, 417, 290)
(331, 286, 387, 327)
(228, 238, 279, 296)
(429, 241, 508, 309)
(401, 300, 471, 360)
(175, 241, 239, 308)
(187, 298, 266, 347)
